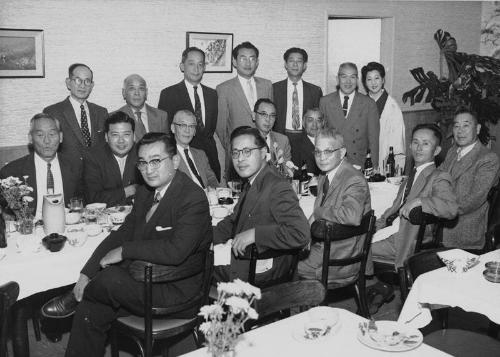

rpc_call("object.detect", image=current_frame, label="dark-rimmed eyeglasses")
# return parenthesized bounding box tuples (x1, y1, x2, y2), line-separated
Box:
(136, 157, 169, 171)
(255, 111, 277, 120)
(71, 77, 93, 86)
(230, 147, 263, 159)
(173, 123, 197, 131)
(313, 147, 343, 157)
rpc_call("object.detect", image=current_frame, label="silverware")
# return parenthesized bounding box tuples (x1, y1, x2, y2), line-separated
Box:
(404, 311, 422, 324)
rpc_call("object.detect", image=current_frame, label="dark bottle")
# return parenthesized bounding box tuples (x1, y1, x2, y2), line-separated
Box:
(0, 213, 6, 248)
(386, 146, 395, 177)
(298, 161, 309, 195)
(364, 150, 373, 180)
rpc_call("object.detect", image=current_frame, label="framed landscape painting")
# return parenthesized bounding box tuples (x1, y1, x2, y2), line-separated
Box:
(0, 29, 45, 78)
(186, 32, 233, 73)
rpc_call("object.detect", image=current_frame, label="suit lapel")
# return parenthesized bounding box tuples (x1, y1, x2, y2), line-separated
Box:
(408, 164, 435, 200)
(145, 104, 159, 132)
(347, 92, 362, 120)
(63, 98, 86, 146)
(87, 102, 101, 143)
(330, 93, 347, 130)
(450, 143, 481, 180)
(122, 147, 138, 186)
(236, 166, 269, 231)
(232, 77, 252, 115)
(323, 160, 347, 203)
(180, 82, 195, 112)
(303, 81, 313, 113)
(191, 149, 207, 185)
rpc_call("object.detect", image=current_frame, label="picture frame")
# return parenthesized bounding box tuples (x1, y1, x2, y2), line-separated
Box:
(186, 31, 233, 73)
(0, 28, 45, 78)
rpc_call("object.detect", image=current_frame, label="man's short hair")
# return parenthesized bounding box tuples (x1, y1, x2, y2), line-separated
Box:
(122, 73, 147, 89)
(283, 47, 308, 62)
(454, 106, 479, 125)
(173, 109, 197, 122)
(412, 123, 443, 145)
(230, 126, 268, 150)
(181, 47, 206, 63)
(361, 61, 386, 93)
(316, 128, 344, 147)
(232, 41, 259, 60)
(29, 113, 61, 133)
(303, 107, 324, 121)
(338, 62, 358, 75)
(105, 111, 135, 133)
(253, 98, 275, 113)
(68, 63, 93, 78)
(136, 132, 177, 157)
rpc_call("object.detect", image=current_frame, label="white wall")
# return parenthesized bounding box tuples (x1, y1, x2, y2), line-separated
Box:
(0, 0, 481, 147)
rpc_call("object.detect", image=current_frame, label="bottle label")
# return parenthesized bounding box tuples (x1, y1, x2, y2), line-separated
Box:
(364, 167, 373, 179)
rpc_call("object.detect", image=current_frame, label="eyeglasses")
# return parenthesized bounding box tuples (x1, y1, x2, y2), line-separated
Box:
(238, 57, 257, 63)
(136, 157, 169, 171)
(230, 147, 262, 159)
(173, 123, 197, 131)
(71, 77, 93, 86)
(313, 147, 343, 157)
(255, 111, 277, 120)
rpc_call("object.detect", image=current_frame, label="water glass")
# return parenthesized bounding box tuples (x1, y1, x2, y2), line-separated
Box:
(70, 197, 84, 213)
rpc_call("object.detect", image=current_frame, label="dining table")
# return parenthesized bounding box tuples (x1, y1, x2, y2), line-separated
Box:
(398, 249, 500, 329)
(180, 307, 451, 357)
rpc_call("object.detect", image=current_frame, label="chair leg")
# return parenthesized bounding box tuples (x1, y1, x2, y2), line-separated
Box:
(109, 326, 119, 357)
(355, 278, 370, 318)
(32, 312, 41, 342)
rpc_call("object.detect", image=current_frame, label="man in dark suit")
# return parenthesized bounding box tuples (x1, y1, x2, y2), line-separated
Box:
(83, 111, 142, 206)
(319, 62, 379, 168)
(118, 74, 169, 141)
(44, 63, 109, 161)
(158, 47, 220, 181)
(272, 48, 323, 137)
(213, 127, 310, 287)
(0, 113, 82, 220)
(43, 133, 212, 357)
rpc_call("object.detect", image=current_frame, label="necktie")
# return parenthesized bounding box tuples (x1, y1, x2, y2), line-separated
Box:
(47, 162, 54, 194)
(320, 175, 330, 206)
(292, 82, 300, 130)
(146, 192, 161, 222)
(247, 80, 256, 109)
(232, 181, 250, 237)
(80, 104, 91, 147)
(342, 95, 349, 118)
(184, 148, 205, 188)
(134, 111, 148, 139)
(456, 148, 463, 161)
(402, 167, 417, 204)
(193, 86, 204, 130)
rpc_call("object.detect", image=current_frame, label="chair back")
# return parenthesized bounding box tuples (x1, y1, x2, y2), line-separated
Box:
(408, 206, 451, 253)
(485, 180, 500, 252)
(1, 281, 20, 357)
(320, 210, 375, 288)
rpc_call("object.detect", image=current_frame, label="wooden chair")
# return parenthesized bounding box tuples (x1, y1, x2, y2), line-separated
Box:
(110, 249, 213, 357)
(1, 281, 19, 357)
(316, 210, 376, 318)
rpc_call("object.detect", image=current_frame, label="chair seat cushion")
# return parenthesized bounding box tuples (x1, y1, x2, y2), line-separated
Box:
(116, 315, 197, 334)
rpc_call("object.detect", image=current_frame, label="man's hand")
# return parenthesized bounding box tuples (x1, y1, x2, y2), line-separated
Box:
(124, 184, 137, 198)
(400, 198, 422, 219)
(73, 274, 90, 302)
(99, 247, 123, 268)
(232, 228, 256, 257)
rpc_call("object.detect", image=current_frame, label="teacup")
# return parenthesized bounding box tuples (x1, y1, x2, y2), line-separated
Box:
(304, 320, 328, 340)
(67, 227, 88, 247)
(42, 233, 67, 252)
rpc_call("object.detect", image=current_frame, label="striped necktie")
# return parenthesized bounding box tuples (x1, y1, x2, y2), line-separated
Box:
(146, 192, 161, 222)
(47, 162, 54, 194)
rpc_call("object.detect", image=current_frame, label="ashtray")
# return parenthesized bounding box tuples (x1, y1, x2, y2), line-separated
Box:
(483, 269, 500, 283)
(218, 197, 233, 205)
(42, 233, 67, 252)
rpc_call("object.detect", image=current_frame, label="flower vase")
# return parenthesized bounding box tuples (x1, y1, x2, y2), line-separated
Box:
(17, 218, 34, 235)
(211, 349, 235, 357)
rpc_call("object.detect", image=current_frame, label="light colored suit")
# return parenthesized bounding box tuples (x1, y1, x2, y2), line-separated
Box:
(216, 76, 273, 151)
(372, 164, 458, 268)
(268, 131, 291, 163)
(319, 91, 379, 167)
(440, 143, 500, 249)
(298, 159, 371, 285)
(118, 104, 169, 141)
(177, 146, 220, 188)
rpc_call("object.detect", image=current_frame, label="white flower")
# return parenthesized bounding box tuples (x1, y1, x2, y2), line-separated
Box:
(233, 279, 261, 299)
(217, 281, 243, 296)
(199, 321, 212, 334)
(225, 296, 250, 314)
(198, 304, 223, 319)
(285, 161, 297, 170)
(247, 307, 259, 320)
(22, 196, 34, 203)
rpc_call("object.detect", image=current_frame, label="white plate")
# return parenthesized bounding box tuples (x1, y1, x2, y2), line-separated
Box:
(291, 320, 341, 343)
(357, 320, 423, 352)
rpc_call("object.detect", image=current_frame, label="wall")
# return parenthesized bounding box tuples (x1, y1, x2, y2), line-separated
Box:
(0, 0, 481, 148)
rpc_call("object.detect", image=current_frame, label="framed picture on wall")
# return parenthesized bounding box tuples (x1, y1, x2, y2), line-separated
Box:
(0, 28, 45, 78)
(186, 31, 233, 73)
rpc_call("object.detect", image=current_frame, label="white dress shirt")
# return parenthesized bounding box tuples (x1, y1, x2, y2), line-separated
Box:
(338, 91, 355, 118)
(286, 78, 304, 130)
(34, 153, 64, 220)
(184, 80, 206, 125)
(69, 96, 92, 134)
(457, 141, 477, 161)
(113, 154, 128, 178)
(238, 75, 257, 109)
(177, 144, 203, 188)
(131, 105, 149, 132)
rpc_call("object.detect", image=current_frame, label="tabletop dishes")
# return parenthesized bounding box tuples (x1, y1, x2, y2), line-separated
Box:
(42, 233, 67, 252)
(483, 261, 500, 283)
(292, 307, 341, 343)
(357, 320, 423, 352)
(437, 249, 480, 273)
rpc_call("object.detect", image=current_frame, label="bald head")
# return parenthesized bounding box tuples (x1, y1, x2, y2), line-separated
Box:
(122, 74, 148, 110)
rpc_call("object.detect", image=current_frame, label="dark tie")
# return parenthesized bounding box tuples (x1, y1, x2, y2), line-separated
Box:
(342, 95, 349, 118)
(134, 111, 148, 138)
(47, 162, 54, 194)
(80, 104, 91, 147)
(402, 167, 417, 204)
(184, 148, 205, 188)
(193, 86, 204, 130)
(232, 181, 250, 237)
(292, 82, 300, 130)
(320, 175, 330, 206)
(146, 192, 161, 222)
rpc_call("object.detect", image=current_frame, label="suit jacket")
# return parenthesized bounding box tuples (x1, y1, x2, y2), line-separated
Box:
(83, 143, 142, 206)
(268, 131, 291, 163)
(440, 143, 500, 249)
(178, 146, 220, 188)
(319, 91, 379, 167)
(216, 76, 273, 151)
(290, 131, 320, 176)
(309, 159, 371, 284)
(0, 153, 83, 212)
(81, 171, 212, 308)
(379, 164, 458, 267)
(157, 81, 220, 180)
(118, 104, 169, 141)
(43, 97, 108, 161)
(272, 79, 323, 134)
(214, 164, 310, 286)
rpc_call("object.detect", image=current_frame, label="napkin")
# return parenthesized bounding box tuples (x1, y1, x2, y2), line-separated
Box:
(437, 249, 480, 273)
(214, 240, 232, 266)
(372, 217, 400, 243)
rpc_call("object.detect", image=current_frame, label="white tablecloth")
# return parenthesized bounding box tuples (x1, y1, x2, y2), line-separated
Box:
(180, 308, 450, 357)
(398, 249, 500, 329)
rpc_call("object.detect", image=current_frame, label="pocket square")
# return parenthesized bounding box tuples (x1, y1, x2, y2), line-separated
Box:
(155, 226, 172, 231)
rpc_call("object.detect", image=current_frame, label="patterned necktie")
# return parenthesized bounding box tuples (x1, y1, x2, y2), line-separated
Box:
(184, 148, 205, 188)
(193, 86, 204, 130)
(456, 148, 463, 161)
(80, 104, 91, 147)
(292, 82, 300, 130)
(232, 181, 250, 237)
(247, 80, 256, 109)
(47, 162, 54, 194)
(146, 192, 161, 222)
(134, 111, 147, 139)
(342, 96, 349, 118)
(320, 175, 330, 206)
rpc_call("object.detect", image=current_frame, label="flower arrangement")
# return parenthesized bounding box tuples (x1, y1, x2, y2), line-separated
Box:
(268, 142, 295, 179)
(0, 176, 34, 224)
(199, 279, 261, 356)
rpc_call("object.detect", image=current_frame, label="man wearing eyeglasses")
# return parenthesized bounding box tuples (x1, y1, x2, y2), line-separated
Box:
(213, 127, 309, 286)
(172, 110, 219, 189)
(43, 133, 212, 357)
(298, 128, 371, 285)
(44, 63, 109, 161)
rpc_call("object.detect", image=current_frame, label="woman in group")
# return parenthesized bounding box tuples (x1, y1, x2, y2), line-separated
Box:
(361, 62, 406, 173)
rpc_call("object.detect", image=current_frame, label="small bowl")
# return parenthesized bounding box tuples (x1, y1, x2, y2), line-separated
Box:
(387, 176, 404, 185)
(86, 203, 107, 210)
(483, 269, 500, 283)
(485, 261, 500, 275)
(42, 233, 67, 252)
(85, 224, 102, 236)
(65, 211, 82, 225)
(110, 211, 127, 224)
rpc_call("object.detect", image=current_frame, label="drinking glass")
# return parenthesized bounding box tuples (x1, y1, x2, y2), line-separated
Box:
(228, 180, 242, 198)
(70, 197, 84, 213)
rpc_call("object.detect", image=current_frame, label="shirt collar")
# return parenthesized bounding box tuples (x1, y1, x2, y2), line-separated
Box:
(326, 158, 344, 182)
(457, 141, 477, 157)
(69, 95, 87, 111)
(34, 152, 58, 165)
(414, 161, 434, 176)
(287, 78, 303, 85)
